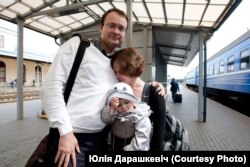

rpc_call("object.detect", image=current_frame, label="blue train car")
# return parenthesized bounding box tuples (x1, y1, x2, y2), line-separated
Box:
(185, 30, 250, 107)
(184, 67, 197, 89)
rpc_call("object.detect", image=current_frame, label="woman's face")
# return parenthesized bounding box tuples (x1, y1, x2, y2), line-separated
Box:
(113, 61, 136, 85)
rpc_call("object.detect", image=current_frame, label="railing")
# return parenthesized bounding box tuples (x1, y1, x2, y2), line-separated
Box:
(0, 84, 41, 103)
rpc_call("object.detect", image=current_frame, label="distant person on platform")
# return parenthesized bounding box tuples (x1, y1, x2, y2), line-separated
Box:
(170, 78, 179, 103)
(33, 80, 35, 87)
(10, 80, 14, 88)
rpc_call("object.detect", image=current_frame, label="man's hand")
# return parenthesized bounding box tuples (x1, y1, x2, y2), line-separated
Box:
(55, 132, 80, 167)
(149, 81, 165, 96)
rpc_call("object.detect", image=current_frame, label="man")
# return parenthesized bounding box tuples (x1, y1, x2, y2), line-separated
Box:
(42, 8, 164, 167)
(42, 8, 128, 167)
(170, 78, 179, 103)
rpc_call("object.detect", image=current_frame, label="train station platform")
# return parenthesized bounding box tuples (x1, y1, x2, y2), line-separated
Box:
(165, 84, 250, 150)
(0, 85, 250, 166)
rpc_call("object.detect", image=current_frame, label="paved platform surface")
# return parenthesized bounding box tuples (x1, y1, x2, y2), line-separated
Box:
(166, 85, 250, 151)
(0, 85, 250, 166)
(0, 99, 49, 167)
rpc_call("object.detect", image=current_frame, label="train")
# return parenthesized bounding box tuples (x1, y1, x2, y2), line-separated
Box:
(185, 30, 250, 114)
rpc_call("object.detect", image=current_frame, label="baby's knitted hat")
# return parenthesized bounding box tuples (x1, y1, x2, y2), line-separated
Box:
(107, 82, 140, 104)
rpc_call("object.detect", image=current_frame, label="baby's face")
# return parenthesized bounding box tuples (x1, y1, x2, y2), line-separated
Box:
(117, 98, 134, 112)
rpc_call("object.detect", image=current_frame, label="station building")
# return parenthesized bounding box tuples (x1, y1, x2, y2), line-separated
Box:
(0, 26, 53, 87)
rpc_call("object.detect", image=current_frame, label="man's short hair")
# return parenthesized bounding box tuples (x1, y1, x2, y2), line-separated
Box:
(100, 8, 128, 28)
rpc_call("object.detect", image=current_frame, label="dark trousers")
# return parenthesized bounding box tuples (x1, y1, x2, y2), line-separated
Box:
(48, 126, 110, 167)
(172, 91, 177, 102)
(67, 132, 105, 167)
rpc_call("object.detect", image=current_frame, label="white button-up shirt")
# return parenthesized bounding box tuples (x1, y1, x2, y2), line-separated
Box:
(41, 36, 117, 136)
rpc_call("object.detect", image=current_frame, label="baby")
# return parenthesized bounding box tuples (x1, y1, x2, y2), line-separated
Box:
(101, 82, 152, 151)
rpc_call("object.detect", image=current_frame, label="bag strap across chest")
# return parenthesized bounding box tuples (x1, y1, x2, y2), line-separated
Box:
(63, 35, 90, 104)
(141, 83, 150, 104)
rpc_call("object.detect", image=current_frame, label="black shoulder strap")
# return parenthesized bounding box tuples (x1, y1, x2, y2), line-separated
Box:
(63, 36, 90, 104)
(142, 83, 150, 104)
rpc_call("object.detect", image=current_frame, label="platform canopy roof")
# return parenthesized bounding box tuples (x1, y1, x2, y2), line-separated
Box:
(0, 0, 241, 66)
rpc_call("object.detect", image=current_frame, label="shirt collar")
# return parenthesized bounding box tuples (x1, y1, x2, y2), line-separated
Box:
(93, 38, 116, 58)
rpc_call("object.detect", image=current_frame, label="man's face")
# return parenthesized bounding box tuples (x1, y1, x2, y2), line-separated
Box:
(99, 11, 127, 53)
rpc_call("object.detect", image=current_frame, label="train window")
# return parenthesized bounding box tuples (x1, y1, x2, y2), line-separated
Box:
(208, 66, 213, 75)
(219, 60, 224, 74)
(213, 63, 218, 75)
(240, 49, 250, 70)
(0, 35, 4, 48)
(227, 55, 235, 72)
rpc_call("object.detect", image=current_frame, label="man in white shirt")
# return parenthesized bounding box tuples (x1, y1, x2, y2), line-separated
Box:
(42, 8, 128, 167)
(42, 8, 164, 167)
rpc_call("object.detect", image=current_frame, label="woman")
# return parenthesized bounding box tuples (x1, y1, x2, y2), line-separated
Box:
(111, 47, 166, 151)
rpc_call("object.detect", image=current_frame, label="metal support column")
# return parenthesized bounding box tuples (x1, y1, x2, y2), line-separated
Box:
(142, 25, 149, 81)
(203, 39, 208, 122)
(126, 0, 133, 47)
(16, 17, 24, 120)
(198, 31, 204, 122)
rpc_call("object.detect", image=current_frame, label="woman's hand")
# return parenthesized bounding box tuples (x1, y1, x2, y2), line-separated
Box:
(149, 81, 165, 96)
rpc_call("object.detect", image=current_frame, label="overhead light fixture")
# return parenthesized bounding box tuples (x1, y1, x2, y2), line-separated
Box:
(48, 8, 86, 17)
(26, 2, 87, 18)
